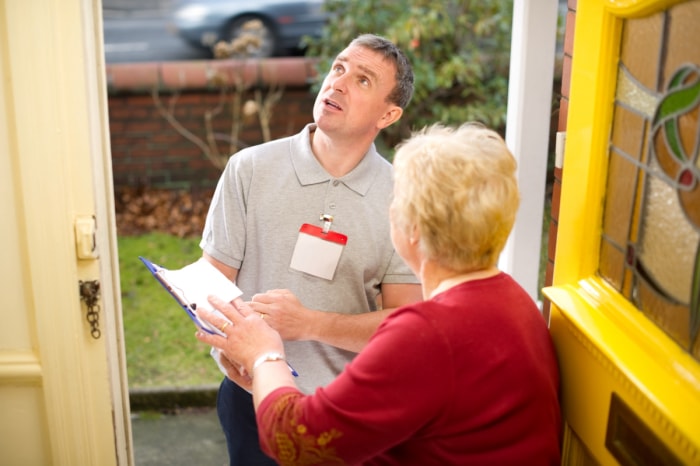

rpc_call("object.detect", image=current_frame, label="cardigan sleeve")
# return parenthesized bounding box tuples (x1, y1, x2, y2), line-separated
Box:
(257, 386, 348, 465)
(255, 306, 450, 465)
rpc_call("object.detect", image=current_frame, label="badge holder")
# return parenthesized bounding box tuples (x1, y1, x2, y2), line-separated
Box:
(290, 214, 348, 280)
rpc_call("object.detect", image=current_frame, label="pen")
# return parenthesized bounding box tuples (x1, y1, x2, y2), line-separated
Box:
(253, 352, 299, 377)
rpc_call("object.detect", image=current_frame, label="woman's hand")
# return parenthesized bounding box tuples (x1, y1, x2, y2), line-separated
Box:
(215, 351, 254, 392)
(195, 295, 285, 378)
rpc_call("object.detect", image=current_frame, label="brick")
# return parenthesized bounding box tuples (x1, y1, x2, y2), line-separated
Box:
(558, 97, 568, 131)
(561, 55, 572, 99)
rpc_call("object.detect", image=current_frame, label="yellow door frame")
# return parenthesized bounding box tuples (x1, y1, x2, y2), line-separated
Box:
(544, 0, 700, 464)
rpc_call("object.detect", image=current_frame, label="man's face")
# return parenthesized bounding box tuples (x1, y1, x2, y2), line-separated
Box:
(313, 43, 400, 137)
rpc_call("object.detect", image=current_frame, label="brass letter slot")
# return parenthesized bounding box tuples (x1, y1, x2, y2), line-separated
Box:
(605, 392, 682, 466)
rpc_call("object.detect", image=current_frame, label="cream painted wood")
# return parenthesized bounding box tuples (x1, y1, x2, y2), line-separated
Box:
(0, 0, 132, 464)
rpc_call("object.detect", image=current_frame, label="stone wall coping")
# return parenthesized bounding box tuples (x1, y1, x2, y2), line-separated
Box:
(105, 56, 320, 93)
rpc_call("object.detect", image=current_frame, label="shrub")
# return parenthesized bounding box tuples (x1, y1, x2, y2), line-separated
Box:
(305, 0, 513, 148)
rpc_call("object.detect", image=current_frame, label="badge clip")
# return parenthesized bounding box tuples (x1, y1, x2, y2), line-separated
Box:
(320, 214, 334, 234)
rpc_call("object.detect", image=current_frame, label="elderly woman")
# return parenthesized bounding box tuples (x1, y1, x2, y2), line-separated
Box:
(197, 123, 561, 465)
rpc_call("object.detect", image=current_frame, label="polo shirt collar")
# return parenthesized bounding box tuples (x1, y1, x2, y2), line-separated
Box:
(291, 124, 382, 196)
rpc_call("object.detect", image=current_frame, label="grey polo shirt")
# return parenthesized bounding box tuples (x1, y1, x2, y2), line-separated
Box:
(201, 123, 418, 393)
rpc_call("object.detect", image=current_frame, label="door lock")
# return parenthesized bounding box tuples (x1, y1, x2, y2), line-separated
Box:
(79, 280, 101, 339)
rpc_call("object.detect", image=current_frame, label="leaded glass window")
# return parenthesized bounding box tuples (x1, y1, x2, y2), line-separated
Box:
(600, 0, 700, 360)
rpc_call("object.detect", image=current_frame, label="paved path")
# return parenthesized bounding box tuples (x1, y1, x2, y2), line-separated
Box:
(132, 407, 228, 466)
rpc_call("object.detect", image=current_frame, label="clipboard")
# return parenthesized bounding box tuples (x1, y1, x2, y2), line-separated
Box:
(139, 256, 299, 378)
(139, 256, 241, 336)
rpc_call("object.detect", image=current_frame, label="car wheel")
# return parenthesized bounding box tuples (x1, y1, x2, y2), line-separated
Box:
(223, 15, 277, 58)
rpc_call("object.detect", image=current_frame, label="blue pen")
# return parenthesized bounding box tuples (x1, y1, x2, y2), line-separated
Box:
(253, 352, 299, 377)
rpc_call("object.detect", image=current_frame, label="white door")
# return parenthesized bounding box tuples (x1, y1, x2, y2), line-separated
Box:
(0, 0, 132, 464)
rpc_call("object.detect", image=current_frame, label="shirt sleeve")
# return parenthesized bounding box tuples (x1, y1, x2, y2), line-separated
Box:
(382, 249, 420, 285)
(256, 306, 448, 465)
(199, 152, 251, 269)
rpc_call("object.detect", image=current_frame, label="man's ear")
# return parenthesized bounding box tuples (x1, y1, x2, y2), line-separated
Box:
(377, 106, 403, 130)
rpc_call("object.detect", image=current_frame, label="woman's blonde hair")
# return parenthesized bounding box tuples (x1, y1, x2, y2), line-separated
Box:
(391, 123, 520, 272)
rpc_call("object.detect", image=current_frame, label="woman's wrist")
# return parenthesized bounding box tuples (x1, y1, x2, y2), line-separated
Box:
(252, 352, 287, 374)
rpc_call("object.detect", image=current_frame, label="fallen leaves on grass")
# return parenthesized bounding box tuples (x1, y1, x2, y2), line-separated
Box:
(115, 187, 214, 238)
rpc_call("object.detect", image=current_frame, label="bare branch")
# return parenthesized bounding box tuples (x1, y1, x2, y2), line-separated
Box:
(151, 19, 285, 173)
(151, 86, 211, 157)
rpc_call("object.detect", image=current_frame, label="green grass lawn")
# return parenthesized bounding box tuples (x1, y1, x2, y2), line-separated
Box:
(119, 233, 224, 388)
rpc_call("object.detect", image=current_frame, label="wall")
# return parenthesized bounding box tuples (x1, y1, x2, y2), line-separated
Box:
(543, 0, 575, 318)
(106, 57, 318, 190)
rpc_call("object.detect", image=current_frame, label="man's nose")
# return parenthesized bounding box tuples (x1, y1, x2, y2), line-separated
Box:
(331, 74, 348, 93)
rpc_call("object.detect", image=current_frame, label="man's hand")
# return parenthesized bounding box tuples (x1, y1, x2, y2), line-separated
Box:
(248, 289, 317, 341)
(248, 284, 422, 352)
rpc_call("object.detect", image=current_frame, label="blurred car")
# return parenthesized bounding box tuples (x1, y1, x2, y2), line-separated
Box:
(170, 0, 327, 58)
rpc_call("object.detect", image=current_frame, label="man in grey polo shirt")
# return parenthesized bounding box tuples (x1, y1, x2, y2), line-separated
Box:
(199, 34, 422, 465)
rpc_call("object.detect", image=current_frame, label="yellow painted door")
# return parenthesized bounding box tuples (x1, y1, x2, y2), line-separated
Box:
(545, 0, 700, 465)
(0, 0, 132, 464)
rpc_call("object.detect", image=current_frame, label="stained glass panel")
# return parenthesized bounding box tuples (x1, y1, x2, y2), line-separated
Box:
(600, 0, 700, 359)
(619, 12, 662, 91)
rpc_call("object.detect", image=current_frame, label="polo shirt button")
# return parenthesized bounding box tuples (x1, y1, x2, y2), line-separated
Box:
(329, 202, 336, 209)
(332, 180, 340, 186)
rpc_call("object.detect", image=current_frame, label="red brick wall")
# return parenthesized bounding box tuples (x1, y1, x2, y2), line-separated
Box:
(543, 0, 576, 320)
(107, 58, 318, 190)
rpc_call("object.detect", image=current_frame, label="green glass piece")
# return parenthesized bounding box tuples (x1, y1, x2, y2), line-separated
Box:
(653, 70, 700, 163)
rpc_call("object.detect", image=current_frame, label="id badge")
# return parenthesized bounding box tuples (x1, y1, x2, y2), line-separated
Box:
(290, 223, 347, 280)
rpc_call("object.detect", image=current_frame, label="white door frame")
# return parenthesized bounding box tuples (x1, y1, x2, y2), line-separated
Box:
(499, 0, 560, 305)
